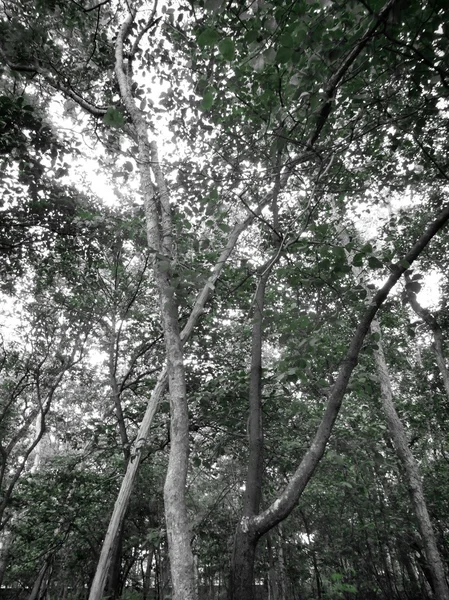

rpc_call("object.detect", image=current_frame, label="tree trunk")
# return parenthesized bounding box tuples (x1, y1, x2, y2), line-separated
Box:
(0, 527, 12, 588)
(103, 520, 124, 600)
(88, 370, 167, 600)
(277, 526, 288, 600)
(229, 262, 274, 600)
(228, 204, 449, 599)
(28, 559, 51, 600)
(371, 319, 449, 600)
(229, 525, 259, 600)
(405, 272, 449, 401)
(266, 532, 279, 600)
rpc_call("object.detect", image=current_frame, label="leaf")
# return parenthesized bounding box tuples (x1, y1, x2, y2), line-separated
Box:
(205, 0, 223, 11)
(123, 161, 133, 172)
(197, 28, 219, 49)
(352, 253, 364, 267)
(250, 55, 265, 72)
(275, 46, 293, 63)
(406, 281, 422, 293)
(368, 256, 383, 269)
(103, 107, 125, 128)
(201, 89, 214, 111)
(218, 38, 235, 61)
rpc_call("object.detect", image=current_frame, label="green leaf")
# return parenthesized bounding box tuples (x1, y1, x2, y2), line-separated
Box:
(123, 161, 133, 172)
(368, 256, 383, 269)
(201, 89, 214, 111)
(103, 107, 125, 128)
(218, 38, 235, 61)
(352, 253, 364, 267)
(275, 46, 293, 63)
(406, 281, 421, 293)
(197, 28, 219, 49)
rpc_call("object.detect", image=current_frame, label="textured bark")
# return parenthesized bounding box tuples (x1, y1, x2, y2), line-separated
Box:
(104, 521, 124, 600)
(88, 370, 167, 600)
(371, 319, 449, 600)
(337, 217, 449, 600)
(0, 528, 12, 588)
(229, 267, 271, 600)
(245, 272, 270, 518)
(88, 13, 287, 594)
(118, 11, 195, 600)
(228, 202, 449, 600)
(229, 526, 259, 600)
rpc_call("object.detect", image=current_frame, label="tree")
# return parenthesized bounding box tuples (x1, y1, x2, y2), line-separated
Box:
(1, 0, 449, 598)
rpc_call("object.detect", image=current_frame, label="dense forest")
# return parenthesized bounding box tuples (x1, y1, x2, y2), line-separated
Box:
(1, 0, 449, 599)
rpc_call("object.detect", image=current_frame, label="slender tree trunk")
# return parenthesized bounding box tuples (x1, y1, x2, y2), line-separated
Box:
(300, 509, 322, 600)
(266, 532, 279, 600)
(108, 315, 130, 461)
(405, 272, 449, 401)
(160, 276, 194, 600)
(104, 521, 125, 600)
(229, 264, 273, 600)
(0, 527, 12, 588)
(228, 204, 449, 600)
(277, 526, 288, 600)
(338, 215, 449, 600)
(28, 559, 52, 600)
(88, 370, 167, 600)
(87, 12, 281, 590)
(371, 319, 449, 600)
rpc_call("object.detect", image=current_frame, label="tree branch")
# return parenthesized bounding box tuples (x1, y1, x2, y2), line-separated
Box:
(252, 201, 449, 537)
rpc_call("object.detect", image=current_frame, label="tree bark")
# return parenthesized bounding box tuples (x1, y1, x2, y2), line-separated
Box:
(337, 218, 449, 600)
(28, 559, 52, 600)
(229, 526, 259, 600)
(115, 10, 196, 600)
(245, 203, 449, 558)
(229, 255, 280, 600)
(371, 319, 449, 600)
(228, 202, 449, 600)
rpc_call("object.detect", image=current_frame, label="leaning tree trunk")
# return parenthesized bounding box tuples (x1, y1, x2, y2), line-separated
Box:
(371, 319, 449, 600)
(230, 203, 449, 600)
(337, 215, 449, 600)
(405, 272, 449, 401)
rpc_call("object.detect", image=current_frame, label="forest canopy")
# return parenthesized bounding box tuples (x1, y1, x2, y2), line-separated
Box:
(0, 1, 449, 599)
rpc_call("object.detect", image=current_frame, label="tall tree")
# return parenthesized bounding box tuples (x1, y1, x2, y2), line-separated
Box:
(1, 0, 449, 598)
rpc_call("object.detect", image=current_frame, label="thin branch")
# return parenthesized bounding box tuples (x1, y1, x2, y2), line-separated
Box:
(307, 0, 398, 148)
(69, 0, 112, 12)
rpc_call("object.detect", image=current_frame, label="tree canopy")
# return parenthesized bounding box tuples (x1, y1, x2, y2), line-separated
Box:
(0, 0, 449, 599)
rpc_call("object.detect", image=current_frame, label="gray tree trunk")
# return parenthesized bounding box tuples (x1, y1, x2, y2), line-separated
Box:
(371, 319, 449, 600)
(405, 272, 449, 401)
